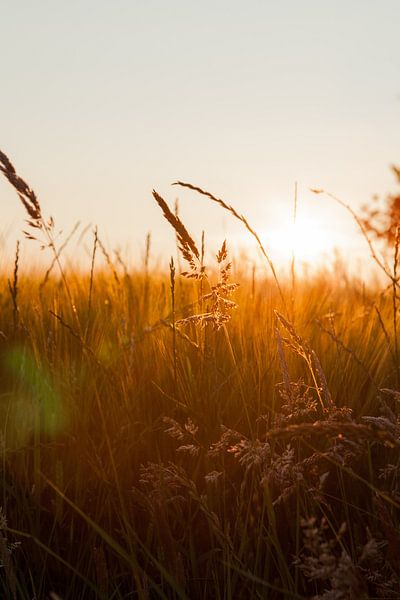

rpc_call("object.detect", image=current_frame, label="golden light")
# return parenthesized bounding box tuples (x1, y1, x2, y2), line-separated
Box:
(267, 215, 335, 265)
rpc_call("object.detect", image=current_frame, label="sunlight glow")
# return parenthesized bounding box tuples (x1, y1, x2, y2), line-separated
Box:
(267, 216, 335, 265)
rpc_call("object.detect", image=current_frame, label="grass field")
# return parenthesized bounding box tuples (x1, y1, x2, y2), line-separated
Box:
(1, 150, 400, 599)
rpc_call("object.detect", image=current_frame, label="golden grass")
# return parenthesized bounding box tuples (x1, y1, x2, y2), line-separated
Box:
(0, 150, 399, 599)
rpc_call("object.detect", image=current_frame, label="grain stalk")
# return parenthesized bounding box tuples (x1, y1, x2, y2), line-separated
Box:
(393, 225, 400, 385)
(8, 241, 20, 334)
(143, 232, 151, 322)
(375, 304, 397, 368)
(97, 235, 120, 286)
(174, 198, 182, 271)
(275, 310, 333, 410)
(0, 149, 80, 331)
(170, 256, 178, 390)
(251, 263, 256, 298)
(200, 230, 205, 312)
(291, 182, 298, 315)
(275, 327, 292, 401)
(39, 220, 80, 291)
(172, 180, 288, 314)
(87, 226, 98, 333)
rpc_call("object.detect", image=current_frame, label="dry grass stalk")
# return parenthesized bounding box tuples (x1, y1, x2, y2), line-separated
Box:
(176, 240, 239, 331)
(0, 150, 42, 224)
(40, 221, 80, 290)
(266, 419, 400, 447)
(153, 190, 200, 270)
(311, 350, 334, 409)
(160, 319, 200, 350)
(393, 224, 400, 384)
(374, 304, 397, 368)
(315, 318, 378, 390)
(172, 180, 287, 311)
(0, 149, 82, 332)
(153, 190, 238, 333)
(200, 230, 205, 312)
(275, 310, 311, 357)
(8, 241, 20, 334)
(87, 226, 98, 327)
(291, 181, 298, 305)
(311, 188, 397, 284)
(173, 198, 182, 271)
(114, 249, 129, 277)
(144, 231, 151, 275)
(275, 310, 334, 410)
(97, 235, 120, 286)
(49, 309, 83, 344)
(275, 327, 292, 400)
(143, 232, 151, 322)
(169, 256, 177, 388)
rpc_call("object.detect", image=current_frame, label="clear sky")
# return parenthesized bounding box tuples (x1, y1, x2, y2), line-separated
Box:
(0, 1, 399, 271)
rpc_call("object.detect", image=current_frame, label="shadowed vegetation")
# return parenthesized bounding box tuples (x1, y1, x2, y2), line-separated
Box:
(0, 150, 400, 599)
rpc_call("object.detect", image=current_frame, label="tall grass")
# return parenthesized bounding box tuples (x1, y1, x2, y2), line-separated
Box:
(0, 150, 399, 599)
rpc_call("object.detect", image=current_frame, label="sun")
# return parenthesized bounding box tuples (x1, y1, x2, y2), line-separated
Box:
(267, 216, 334, 265)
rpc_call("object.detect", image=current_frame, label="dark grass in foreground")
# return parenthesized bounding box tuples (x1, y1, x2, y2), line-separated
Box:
(0, 150, 400, 599)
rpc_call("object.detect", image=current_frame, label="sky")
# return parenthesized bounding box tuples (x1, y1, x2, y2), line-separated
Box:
(0, 0, 399, 273)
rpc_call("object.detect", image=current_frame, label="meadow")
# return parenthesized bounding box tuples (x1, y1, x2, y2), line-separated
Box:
(0, 149, 400, 599)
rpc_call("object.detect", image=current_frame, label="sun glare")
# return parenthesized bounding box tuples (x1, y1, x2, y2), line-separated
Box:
(268, 216, 335, 265)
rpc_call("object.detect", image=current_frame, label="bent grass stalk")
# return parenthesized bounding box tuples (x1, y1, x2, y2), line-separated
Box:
(172, 180, 288, 314)
(0, 149, 81, 332)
